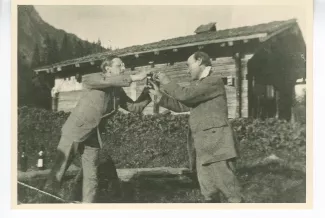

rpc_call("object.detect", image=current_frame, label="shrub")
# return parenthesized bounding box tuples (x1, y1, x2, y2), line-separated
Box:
(17, 107, 306, 171)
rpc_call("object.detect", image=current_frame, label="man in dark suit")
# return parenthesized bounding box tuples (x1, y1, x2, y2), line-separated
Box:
(44, 56, 151, 203)
(149, 52, 243, 203)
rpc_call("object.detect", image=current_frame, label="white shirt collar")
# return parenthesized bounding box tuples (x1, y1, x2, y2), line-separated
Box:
(199, 66, 212, 80)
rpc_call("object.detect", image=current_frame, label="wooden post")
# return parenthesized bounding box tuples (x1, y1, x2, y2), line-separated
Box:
(233, 53, 242, 118)
(18, 167, 191, 183)
(275, 90, 280, 119)
(247, 73, 253, 117)
(51, 94, 58, 112)
(150, 61, 160, 114)
(291, 84, 296, 123)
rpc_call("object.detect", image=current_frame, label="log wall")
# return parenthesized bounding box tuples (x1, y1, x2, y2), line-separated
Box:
(54, 55, 253, 118)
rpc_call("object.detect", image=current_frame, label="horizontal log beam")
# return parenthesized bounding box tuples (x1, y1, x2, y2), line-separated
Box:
(17, 167, 192, 183)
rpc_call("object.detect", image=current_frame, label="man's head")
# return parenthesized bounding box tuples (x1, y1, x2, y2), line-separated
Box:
(187, 51, 212, 80)
(101, 56, 126, 76)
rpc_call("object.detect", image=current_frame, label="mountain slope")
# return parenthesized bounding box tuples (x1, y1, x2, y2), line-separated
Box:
(18, 5, 104, 66)
(17, 5, 106, 107)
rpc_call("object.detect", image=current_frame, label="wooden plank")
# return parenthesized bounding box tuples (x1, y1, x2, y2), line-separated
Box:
(18, 167, 192, 183)
(212, 57, 236, 64)
(129, 59, 236, 79)
(127, 57, 235, 74)
(241, 80, 249, 118)
(233, 53, 242, 118)
(211, 65, 236, 71)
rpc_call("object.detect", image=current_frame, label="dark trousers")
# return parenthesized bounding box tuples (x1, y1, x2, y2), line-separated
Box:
(187, 128, 196, 172)
(187, 128, 243, 203)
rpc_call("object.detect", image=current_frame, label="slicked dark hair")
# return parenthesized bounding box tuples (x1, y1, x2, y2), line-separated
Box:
(100, 55, 119, 73)
(193, 51, 212, 66)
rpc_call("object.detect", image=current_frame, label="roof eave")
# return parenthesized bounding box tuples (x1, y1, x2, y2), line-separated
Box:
(119, 33, 268, 57)
(33, 33, 268, 74)
(259, 22, 298, 42)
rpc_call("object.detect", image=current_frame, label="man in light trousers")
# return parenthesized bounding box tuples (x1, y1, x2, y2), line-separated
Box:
(43, 56, 151, 203)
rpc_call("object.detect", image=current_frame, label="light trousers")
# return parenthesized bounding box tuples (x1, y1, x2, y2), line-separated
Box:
(45, 133, 111, 203)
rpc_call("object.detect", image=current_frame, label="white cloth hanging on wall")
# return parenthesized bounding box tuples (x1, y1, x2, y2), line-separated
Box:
(52, 76, 83, 93)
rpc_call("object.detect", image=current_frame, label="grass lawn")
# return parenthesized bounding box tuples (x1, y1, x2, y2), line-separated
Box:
(18, 150, 305, 203)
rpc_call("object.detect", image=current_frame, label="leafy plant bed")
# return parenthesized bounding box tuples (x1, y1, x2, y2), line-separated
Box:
(17, 106, 306, 203)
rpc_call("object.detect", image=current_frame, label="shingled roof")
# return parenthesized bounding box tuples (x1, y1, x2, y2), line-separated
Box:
(34, 18, 298, 73)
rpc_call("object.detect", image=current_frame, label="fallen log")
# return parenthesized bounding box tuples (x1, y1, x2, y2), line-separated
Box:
(18, 167, 192, 183)
(17, 164, 80, 182)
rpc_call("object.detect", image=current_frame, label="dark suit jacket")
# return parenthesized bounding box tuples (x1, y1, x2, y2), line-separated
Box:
(158, 71, 238, 165)
(61, 72, 151, 143)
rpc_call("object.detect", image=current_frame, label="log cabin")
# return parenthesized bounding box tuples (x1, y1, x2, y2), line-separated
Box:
(33, 19, 306, 120)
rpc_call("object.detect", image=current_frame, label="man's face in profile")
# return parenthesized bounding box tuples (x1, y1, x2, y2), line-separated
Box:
(187, 54, 202, 80)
